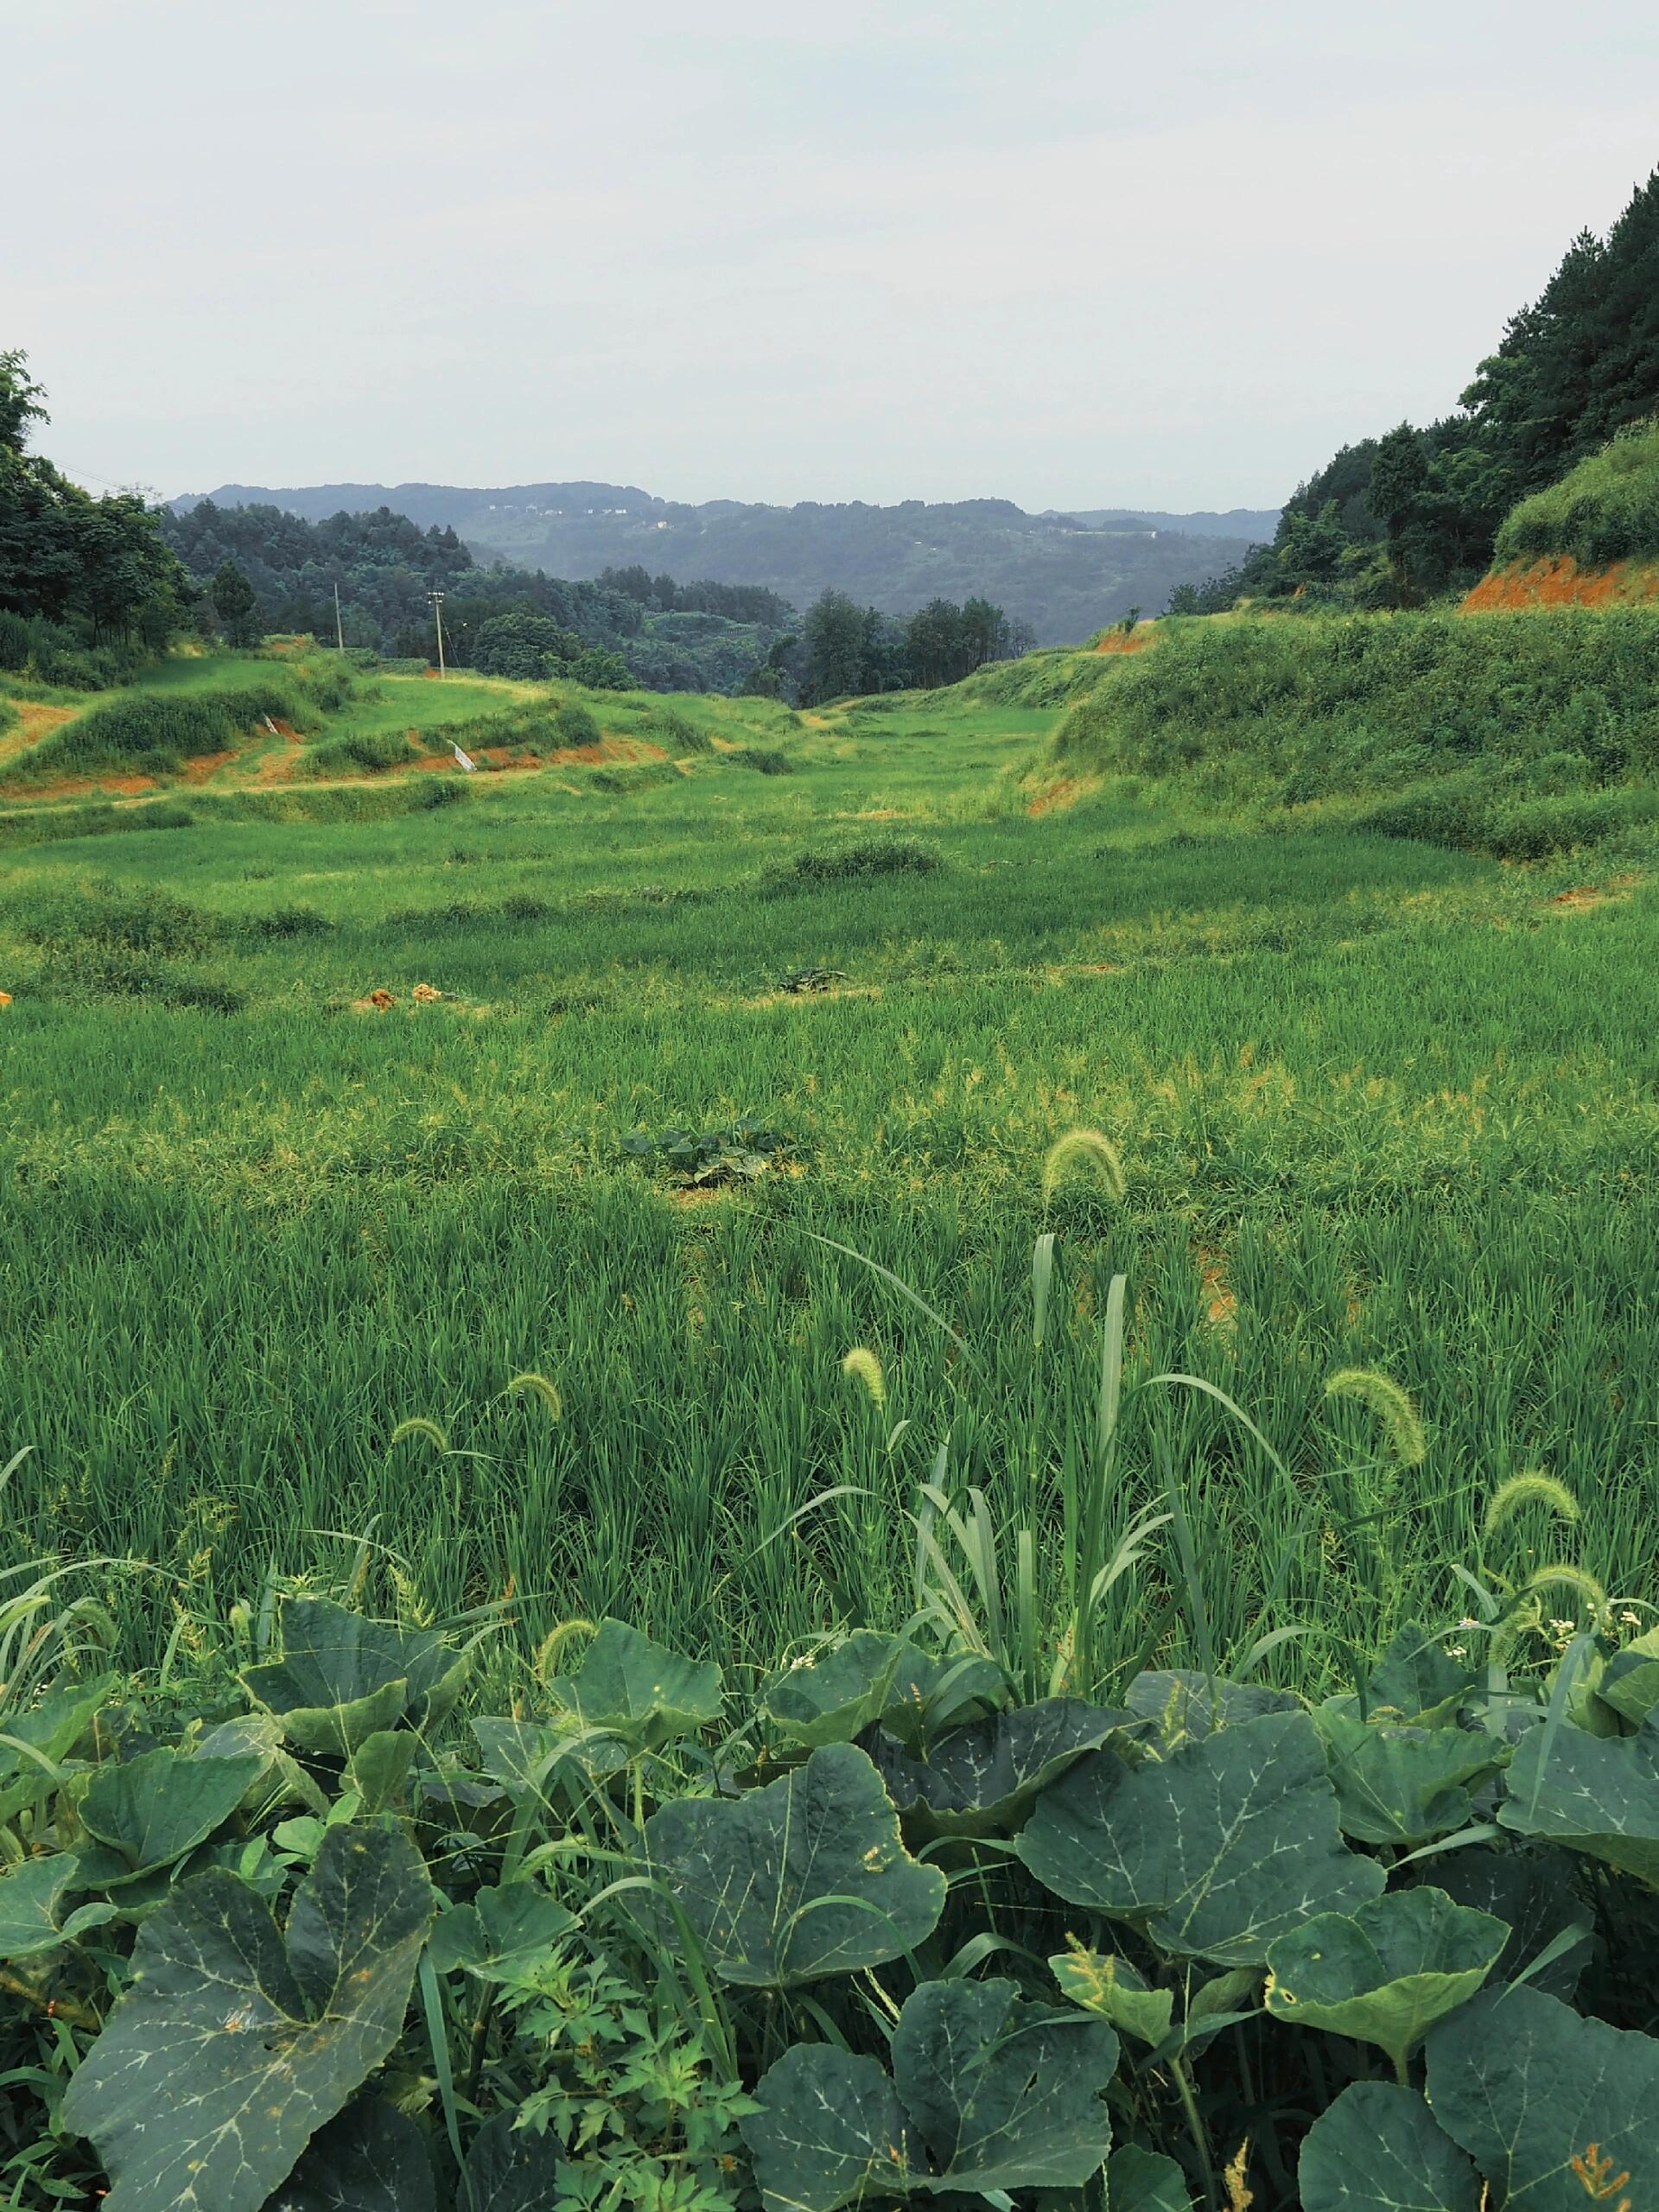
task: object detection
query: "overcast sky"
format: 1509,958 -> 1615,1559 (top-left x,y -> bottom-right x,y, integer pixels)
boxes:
6,0 -> 1658,512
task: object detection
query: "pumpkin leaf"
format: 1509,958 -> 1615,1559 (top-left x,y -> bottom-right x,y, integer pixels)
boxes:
1362,1626 -> 1477,1727
76,1745 -> 264,1886
1432,1847 -> 1592,2000
1018,1711 -> 1384,1966
469,1714 -> 627,1799
1050,1945 -> 1175,2048
1426,1984 -> 1659,2202
644,1741 -> 945,1987
241,1598 -> 467,1757
427,1880 -> 575,1983
1299,2082 -> 1482,2211
544,1619 -> 721,1753
869,1698 -> 1127,1840
1123,1670 -> 1298,1751
1500,1716 -> 1659,1884
1314,1706 -> 1507,1846
345,1732 -> 417,1816
61,1824 -> 434,2212
1595,1627 -> 1659,1728
743,2045 -> 911,2212
1108,2144 -> 1197,2212
264,2097 -> 435,2212
1265,1887 -> 1506,2073
0,1854 -> 118,1961
760,1632 -> 906,1747
0,1674 -> 120,1822
893,1976 -> 1117,2193
461,2112 -> 571,2210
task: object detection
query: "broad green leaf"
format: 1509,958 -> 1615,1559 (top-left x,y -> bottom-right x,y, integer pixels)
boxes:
1265,1888 -> 1505,2073
265,2097 -> 435,2212
76,1745 -> 264,1886
241,1597 -> 467,1757
1501,1716 -> 1659,1883
893,1977 -> 1117,2192
1427,1984 -> 1659,2202
1363,1626 -> 1476,1726
1180,1966 -> 1262,2056
62,1824 -> 434,2212
744,2046 -> 911,2211
1597,1626 -> 1659,1727
1123,1670 -> 1298,1751
0,1855 -> 118,1960
1314,1706 -> 1506,1846
1049,1945 -> 1174,2047
428,1879 -> 575,1983
545,1618 -> 721,1752
1433,1847 -> 1591,1999
644,1741 -> 945,1987
1108,2144 -> 1196,2212
1018,1711 -> 1384,1966
0,1673 -> 120,1821
1299,2082 -> 1481,2212
760,1631 -> 906,1747
462,2113 -> 570,2209
870,1698 -> 1127,1840
469,1714 -> 626,1798
879,1649 -> 1007,1750
345,1732 -> 416,1815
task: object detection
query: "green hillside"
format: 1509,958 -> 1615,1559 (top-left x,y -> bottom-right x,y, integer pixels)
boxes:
1494,416 -> 1659,568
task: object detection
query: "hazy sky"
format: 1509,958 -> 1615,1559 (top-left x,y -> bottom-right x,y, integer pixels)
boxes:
6,0 -> 1658,512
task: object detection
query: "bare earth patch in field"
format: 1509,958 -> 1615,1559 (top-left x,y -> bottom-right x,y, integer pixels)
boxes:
1027,772 -> 1101,817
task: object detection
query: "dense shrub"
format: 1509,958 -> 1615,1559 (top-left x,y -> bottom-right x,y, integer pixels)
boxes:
26,678 -> 319,779
553,698 -> 601,748
300,729 -> 416,776
728,743 -> 793,774
1496,417 -> 1659,567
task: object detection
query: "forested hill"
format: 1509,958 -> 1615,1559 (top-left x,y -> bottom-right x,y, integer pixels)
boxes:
171,481 -> 1262,645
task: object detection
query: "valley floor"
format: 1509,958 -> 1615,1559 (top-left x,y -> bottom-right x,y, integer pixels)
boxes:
1,653 -> 1655,1689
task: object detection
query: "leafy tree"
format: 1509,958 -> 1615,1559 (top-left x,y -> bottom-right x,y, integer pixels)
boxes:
0,349 -> 48,454
211,559 -> 261,646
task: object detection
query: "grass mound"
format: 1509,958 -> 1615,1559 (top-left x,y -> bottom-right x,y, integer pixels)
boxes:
16,658 -> 359,780
1052,607 -> 1659,849
302,729 -> 418,777
769,835 -> 942,885
1495,417 -> 1659,569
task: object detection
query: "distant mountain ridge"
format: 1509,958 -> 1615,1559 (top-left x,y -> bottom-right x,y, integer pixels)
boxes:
171,480 -> 1276,645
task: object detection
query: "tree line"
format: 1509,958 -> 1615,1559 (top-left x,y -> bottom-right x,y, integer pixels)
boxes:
1171,164 -> 1659,613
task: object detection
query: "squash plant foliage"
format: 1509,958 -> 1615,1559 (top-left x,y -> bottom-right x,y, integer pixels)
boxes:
7,1590 -> 1659,2210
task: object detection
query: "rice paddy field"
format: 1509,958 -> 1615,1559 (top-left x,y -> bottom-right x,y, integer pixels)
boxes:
2,639 -> 1656,1701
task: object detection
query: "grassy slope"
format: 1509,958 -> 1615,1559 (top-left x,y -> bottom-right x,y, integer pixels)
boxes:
1,644 -> 1656,1694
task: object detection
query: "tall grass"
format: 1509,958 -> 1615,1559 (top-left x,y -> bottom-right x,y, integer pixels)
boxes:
1496,417 -> 1659,568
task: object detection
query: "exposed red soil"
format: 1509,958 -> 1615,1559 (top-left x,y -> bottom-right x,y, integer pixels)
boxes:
1463,556 -> 1659,611
1092,627 -> 1156,655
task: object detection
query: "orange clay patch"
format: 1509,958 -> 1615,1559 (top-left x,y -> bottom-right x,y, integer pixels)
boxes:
1093,626 -> 1157,655
1463,556 -> 1659,611
1196,1249 -> 1237,1331
1027,772 -> 1101,817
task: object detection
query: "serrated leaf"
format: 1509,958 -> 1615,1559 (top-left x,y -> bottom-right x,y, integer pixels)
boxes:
1049,1946 -> 1174,2047
1426,1984 -> 1659,2201
1500,1715 -> 1659,1883
745,2045 -> 912,2212
62,1824 -> 434,2212
893,1977 -> 1116,2192
427,1880 -> 575,1983
77,1746 -> 264,1885
545,1619 -> 721,1753
1299,2082 -> 1482,2211
1108,2144 -> 1196,2212
1314,1707 -> 1506,1846
760,1632 -> 906,1748
241,1598 -> 467,1757
1432,1847 -> 1591,1999
1123,1670 -> 1298,1751
1266,1888 -> 1505,2073
461,2113 -> 571,2210
644,1741 -> 944,1987
0,1855 -> 118,1960
1018,1711 -> 1384,1967
264,2097 -> 435,2211
869,1698 -> 1128,1840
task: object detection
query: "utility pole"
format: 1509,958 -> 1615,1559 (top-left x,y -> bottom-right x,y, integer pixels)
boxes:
429,590 -> 447,680
334,582 -> 345,652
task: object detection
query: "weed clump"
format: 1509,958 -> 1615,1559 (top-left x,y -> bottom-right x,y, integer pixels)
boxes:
620,1117 -> 791,1185
301,730 -> 416,777
769,836 -> 943,886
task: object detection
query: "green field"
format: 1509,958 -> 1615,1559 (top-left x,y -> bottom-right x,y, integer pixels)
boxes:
3,634 -> 1656,1700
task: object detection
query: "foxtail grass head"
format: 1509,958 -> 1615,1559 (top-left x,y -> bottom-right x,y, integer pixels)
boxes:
841,1345 -> 887,1408
1323,1369 -> 1427,1466
505,1372 -> 563,1422
389,1415 -> 449,1456
1042,1128 -> 1127,1206
1485,1471 -> 1579,1538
